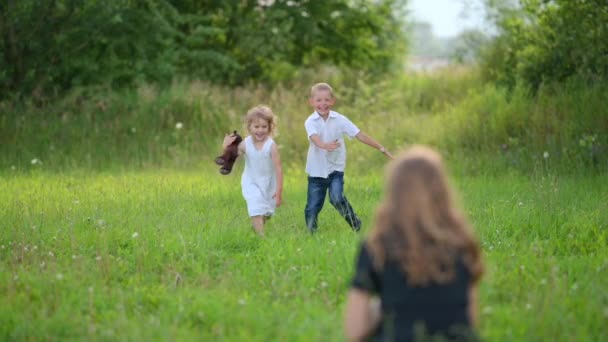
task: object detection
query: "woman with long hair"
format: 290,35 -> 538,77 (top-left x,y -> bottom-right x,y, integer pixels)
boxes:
344,146 -> 484,341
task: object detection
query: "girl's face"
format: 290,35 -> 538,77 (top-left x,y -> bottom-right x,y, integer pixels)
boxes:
309,90 -> 335,116
248,118 -> 271,142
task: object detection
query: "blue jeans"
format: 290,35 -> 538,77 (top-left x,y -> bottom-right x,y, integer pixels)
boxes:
304,171 -> 361,233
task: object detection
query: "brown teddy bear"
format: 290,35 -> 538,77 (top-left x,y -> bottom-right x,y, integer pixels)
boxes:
215,131 -> 243,175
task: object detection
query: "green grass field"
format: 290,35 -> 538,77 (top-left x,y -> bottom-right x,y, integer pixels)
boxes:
1,161 -> 607,341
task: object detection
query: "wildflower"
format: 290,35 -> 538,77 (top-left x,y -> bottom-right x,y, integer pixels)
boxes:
95,256 -> 102,261
11,165 -> 16,170
543,151 -> 549,159
132,232 -> 139,239
175,122 -> 183,130
525,303 -> 532,310
97,219 -> 106,227
56,273 -> 64,280
31,158 -> 42,165
131,127 -> 136,133
321,281 -> 328,288
238,299 -> 247,305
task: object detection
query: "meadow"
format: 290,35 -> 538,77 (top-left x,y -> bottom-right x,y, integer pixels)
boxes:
1,70 -> 607,341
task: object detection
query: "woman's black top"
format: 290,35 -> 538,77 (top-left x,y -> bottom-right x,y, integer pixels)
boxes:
350,242 -> 477,342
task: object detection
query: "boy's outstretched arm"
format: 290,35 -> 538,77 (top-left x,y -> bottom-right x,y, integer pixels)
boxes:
355,131 -> 393,158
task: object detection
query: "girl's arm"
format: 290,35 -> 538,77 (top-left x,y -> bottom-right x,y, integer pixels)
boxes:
343,289 -> 381,342
468,283 -> 479,327
354,131 -> 393,158
270,143 -> 283,206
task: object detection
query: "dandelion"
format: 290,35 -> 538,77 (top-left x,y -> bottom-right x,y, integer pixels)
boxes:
543,151 -> 549,159
175,122 -> 183,130
132,232 -> 139,239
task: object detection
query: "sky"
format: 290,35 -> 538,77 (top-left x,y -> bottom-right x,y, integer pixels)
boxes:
408,0 -> 485,37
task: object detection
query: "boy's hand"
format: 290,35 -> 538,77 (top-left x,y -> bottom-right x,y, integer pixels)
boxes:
222,133 -> 237,148
379,147 -> 394,159
324,140 -> 340,152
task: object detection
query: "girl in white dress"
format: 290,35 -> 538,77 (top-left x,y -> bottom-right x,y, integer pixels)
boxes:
222,105 -> 283,236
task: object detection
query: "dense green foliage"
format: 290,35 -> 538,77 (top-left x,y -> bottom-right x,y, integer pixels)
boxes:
480,0 -> 608,89
0,0 -> 406,99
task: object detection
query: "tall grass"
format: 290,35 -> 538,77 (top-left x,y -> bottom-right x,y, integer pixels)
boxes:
2,69 -> 605,174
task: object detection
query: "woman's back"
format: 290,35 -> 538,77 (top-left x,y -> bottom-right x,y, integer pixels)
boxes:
353,243 -> 475,341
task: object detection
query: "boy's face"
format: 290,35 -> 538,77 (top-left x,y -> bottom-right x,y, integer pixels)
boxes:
309,90 -> 335,116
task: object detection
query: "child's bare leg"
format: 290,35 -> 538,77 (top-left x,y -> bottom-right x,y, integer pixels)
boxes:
251,216 -> 265,236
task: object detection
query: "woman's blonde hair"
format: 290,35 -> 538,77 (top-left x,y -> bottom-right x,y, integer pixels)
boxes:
368,146 -> 483,286
245,105 -> 277,135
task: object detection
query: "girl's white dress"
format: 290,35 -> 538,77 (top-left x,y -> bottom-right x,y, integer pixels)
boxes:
241,136 -> 277,217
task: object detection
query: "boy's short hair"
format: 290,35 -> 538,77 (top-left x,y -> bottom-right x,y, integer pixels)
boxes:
310,83 -> 334,98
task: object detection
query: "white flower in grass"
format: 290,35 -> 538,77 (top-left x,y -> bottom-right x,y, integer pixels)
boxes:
132,232 -> 139,239
238,299 -> 247,305
543,151 -> 549,159
11,165 -> 16,170
56,273 -> 64,280
525,303 -> 532,310
320,281 -> 328,288
175,122 -> 184,130
131,127 -> 137,133
31,158 -> 42,165
0,245 -> 4,250
95,256 -> 102,261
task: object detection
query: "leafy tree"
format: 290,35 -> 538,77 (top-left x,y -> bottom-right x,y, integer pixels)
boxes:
0,0 -> 407,99
479,0 -> 608,89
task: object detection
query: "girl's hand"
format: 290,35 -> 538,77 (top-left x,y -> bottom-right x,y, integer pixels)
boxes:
273,193 -> 282,207
222,133 -> 237,148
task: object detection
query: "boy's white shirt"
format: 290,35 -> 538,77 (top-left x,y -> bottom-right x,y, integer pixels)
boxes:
304,110 -> 360,178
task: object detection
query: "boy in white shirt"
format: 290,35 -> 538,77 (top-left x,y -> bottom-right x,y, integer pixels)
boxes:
304,83 -> 393,233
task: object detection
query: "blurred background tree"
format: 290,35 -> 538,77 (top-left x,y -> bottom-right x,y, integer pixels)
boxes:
0,0 -> 407,100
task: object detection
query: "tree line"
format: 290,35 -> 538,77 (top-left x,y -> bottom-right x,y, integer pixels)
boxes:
0,0 -> 406,99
